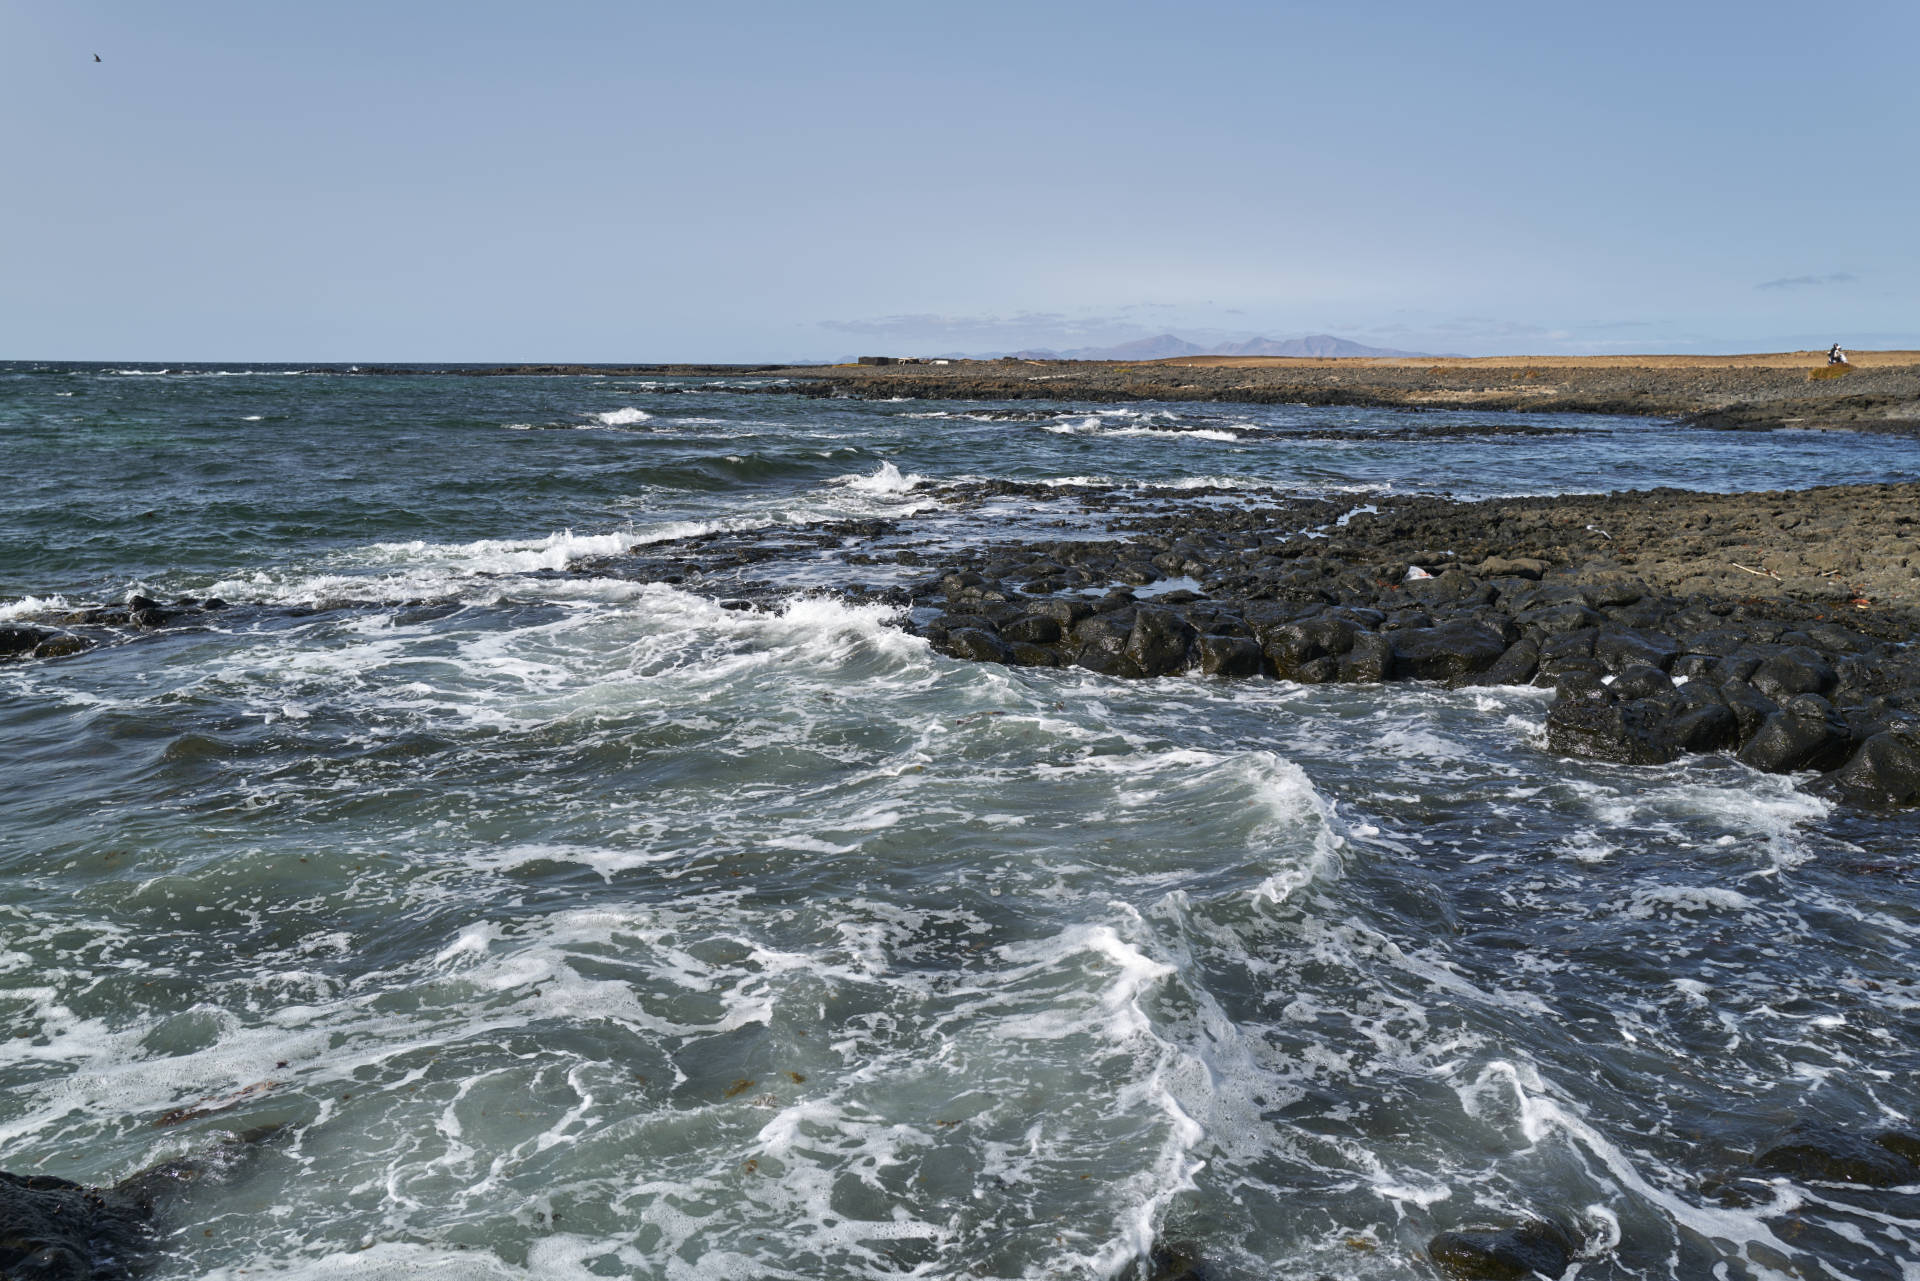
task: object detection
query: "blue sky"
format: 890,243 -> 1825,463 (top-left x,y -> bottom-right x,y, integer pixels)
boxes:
4,1 -> 1914,360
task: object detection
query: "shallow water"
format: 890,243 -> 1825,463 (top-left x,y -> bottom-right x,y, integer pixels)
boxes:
3,364 -> 1919,1279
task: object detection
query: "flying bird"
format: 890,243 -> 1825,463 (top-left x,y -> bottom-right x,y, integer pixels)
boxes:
94,54 -> 101,62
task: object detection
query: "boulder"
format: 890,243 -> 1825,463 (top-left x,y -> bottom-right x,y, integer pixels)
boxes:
1005,642 -> 1061,668
1546,696 -> 1680,765
939,629 -> 1010,664
0,625 -> 55,658
1668,653 -> 1719,683
1824,726 -> 1920,806
927,612 -> 1000,642
1751,651 -> 1838,701
1024,597 -> 1095,627
1428,1220 -> 1578,1280
1124,608 -> 1197,676
1001,615 -> 1062,644
33,634 -> 93,660
1594,627 -> 1681,674
1718,681 -> 1779,743
1737,698 -> 1852,774
1517,603 -> 1604,637
1391,620 -> 1510,681
1672,702 -> 1740,753
1475,555 -> 1548,580
1196,634 -> 1263,677
1072,613 -> 1134,659
1261,614 -> 1357,675
1469,639 -> 1539,687
1609,663 -> 1675,702
1338,631 -> 1394,683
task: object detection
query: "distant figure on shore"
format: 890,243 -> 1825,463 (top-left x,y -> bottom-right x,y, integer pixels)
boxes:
1828,343 -> 1850,366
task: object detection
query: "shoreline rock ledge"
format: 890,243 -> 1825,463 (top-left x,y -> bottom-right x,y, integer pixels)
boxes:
900,482 -> 1920,808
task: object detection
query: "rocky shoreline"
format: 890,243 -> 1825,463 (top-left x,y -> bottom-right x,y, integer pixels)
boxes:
755,353 -> 1920,434
8,481 -> 1920,809
884,479 -> 1920,807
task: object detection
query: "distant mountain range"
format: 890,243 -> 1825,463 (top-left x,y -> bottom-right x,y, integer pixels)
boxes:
947,333 -> 1438,361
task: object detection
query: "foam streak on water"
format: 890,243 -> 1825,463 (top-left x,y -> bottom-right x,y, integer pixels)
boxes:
2,365 -> 1919,1279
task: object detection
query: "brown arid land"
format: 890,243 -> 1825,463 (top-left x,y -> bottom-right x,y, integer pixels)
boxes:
756,350 -> 1920,433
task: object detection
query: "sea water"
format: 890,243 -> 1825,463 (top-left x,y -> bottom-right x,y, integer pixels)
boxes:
3,363 -> 1918,1280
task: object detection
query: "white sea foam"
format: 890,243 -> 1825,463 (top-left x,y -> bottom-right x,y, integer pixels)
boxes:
1623,884 -> 1760,919
829,460 -> 926,494
0,595 -> 70,622
1462,1060 -> 1806,1273
592,407 -> 652,426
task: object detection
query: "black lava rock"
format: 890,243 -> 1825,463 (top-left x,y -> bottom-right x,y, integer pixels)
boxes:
1737,699 -> 1853,774
1823,722 -> 1920,806
1546,696 -> 1679,765
1196,634 -> 1263,677
1390,620 -> 1509,682
939,628 -> 1010,664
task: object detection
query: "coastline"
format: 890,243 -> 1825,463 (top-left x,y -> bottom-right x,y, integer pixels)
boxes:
866,478 -> 1920,806
751,351 -> 1920,434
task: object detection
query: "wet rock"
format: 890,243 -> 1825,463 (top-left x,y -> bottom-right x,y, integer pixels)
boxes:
1005,641 -> 1062,667
1718,681 -> 1779,742
1736,697 -> 1853,773
1516,603 -> 1603,637
1669,653 -> 1719,683
1001,615 -> 1062,644
1551,669 -> 1612,702
1338,630 -> 1394,682
0,625 -> 55,657
1538,629 -> 1597,666
1404,567 -> 1495,608
927,613 -> 999,641
939,628 -> 1010,664
1428,1220 -> 1578,1280
1751,650 -> 1838,701
1546,696 -> 1680,765
1024,597 -> 1094,628
1138,1239 -> 1211,1280
1672,701 -> 1740,753
1610,663 -> 1675,702
33,634 -> 93,660
1755,1125 -> 1920,1187
1260,613 -> 1357,675
1594,627 -> 1681,673
0,1172 -> 154,1280
1470,639 -> 1539,686
1823,722 -> 1920,806
1125,608 -> 1197,676
1196,634 -> 1263,677
1073,613 -> 1135,664
1390,620 -> 1509,682
1875,1128 -> 1920,1164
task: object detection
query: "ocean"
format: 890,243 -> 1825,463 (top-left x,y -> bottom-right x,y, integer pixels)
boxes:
4,363 -> 1919,1280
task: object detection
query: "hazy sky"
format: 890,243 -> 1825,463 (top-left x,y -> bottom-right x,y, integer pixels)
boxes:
5,1 -> 1914,360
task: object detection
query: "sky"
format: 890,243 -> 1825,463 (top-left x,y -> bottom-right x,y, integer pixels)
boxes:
4,0 -> 1915,361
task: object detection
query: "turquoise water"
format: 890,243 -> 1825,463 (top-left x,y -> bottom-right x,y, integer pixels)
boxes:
3,364 -> 1918,1280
